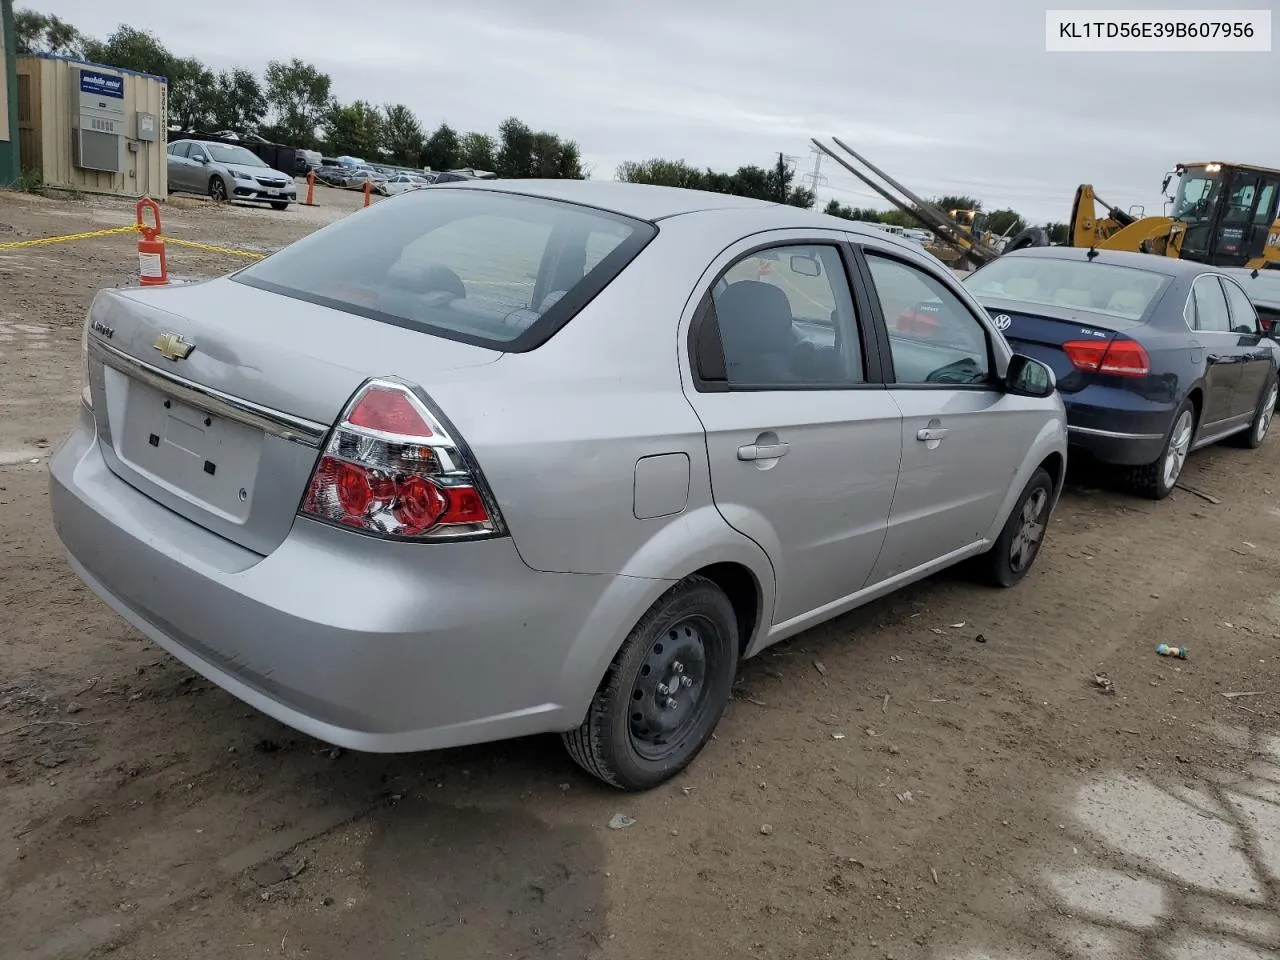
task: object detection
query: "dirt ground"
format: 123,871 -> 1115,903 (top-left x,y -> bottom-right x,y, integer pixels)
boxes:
2,184 -> 1278,960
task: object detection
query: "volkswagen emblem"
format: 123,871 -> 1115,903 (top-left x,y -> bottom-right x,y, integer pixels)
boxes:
993,314 -> 1012,331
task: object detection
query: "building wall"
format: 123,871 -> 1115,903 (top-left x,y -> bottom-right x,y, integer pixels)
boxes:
0,0 -> 19,186
17,54 -> 167,197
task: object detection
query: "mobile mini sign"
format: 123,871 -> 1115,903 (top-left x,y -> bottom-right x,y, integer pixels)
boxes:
79,69 -> 125,100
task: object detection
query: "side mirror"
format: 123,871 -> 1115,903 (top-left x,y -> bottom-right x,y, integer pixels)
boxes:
790,254 -> 821,277
1005,353 -> 1056,398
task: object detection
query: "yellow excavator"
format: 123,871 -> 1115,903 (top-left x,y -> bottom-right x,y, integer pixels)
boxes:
1064,162 -> 1280,270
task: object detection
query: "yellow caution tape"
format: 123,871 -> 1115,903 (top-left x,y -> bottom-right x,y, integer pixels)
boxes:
156,236 -> 265,260
0,224 -> 140,250
0,222 -> 264,260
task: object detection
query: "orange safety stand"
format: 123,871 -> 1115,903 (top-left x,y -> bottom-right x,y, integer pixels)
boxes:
301,170 -> 317,207
136,197 -> 169,286
363,179 -> 372,208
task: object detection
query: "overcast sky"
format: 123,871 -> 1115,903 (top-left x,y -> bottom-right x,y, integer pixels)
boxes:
33,0 -> 1280,223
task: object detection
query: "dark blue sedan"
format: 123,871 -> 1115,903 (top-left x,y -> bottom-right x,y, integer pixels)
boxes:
962,248 -> 1280,499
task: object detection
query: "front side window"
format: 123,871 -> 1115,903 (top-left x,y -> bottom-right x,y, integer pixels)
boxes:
706,244 -> 864,387
866,252 -> 990,385
233,189 -> 655,350
1190,276 -> 1232,333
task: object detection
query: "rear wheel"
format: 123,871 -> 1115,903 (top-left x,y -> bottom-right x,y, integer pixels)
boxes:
562,576 -> 738,791
975,467 -> 1054,587
1229,375 -> 1277,449
1126,397 -> 1196,500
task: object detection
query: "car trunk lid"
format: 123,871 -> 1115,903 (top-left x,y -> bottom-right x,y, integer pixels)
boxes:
977,297 -> 1129,382
85,278 -> 501,555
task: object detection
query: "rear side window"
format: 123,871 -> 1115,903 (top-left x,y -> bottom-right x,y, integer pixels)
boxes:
1190,276 -> 1232,332
233,189 -> 656,351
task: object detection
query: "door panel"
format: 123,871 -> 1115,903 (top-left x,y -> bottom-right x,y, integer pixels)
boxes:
692,392 -> 902,624
873,388 -> 1047,581
681,235 -> 902,627
857,243 -> 1039,577
1188,275 -> 1243,427
1222,276 -> 1273,414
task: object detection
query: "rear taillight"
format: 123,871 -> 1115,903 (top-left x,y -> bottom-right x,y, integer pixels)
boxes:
300,379 -> 503,540
1062,339 -> 1150,377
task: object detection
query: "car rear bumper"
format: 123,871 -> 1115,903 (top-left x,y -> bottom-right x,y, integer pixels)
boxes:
1062,388 -> 1175,466
49,409 -> 664,752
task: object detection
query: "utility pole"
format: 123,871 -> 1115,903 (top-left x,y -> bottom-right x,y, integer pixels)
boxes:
806,144 -> 827,195
774,152 -> 799,203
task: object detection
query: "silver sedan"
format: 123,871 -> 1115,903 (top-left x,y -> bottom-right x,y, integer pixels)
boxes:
166,139 -> 297,210
50,181 -> 1067,790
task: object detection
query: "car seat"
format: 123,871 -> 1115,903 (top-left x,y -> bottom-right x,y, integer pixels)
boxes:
715,281 -> 798,384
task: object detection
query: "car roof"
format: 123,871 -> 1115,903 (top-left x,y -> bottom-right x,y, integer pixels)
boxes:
994,245 -> 1218,279
431,179 -> 929,249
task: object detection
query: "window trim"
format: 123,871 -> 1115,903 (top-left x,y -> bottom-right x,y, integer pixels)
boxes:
1221,274 -> 1263,336
852,241 -> 1002,391
230,188 -> 660,354
685,237 -> 887,394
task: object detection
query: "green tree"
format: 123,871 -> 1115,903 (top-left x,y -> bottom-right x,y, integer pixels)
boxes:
495,116 -> 535,178
878,208 -> 918,228
457,132 -> 496,171
167,57 -> 217,131
932,194 -> 983,217
554,139 -> 586,179
323,100 -> 384,159
81,25 -> 171,77
422,123 -> 460,171
381,104 -> 424,167
824,200 -> 884,222
210,68 -> 267,133
263,59 -> 333,148
616,158 -> 708,189
14,9 -> 84,56
1045,221 -> 1069,244
985,207 -> 1027,238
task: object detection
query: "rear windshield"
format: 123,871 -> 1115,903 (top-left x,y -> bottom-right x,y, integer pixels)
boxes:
964,256 -> 1169,325
1227,271 -> 1280,304
233,188 -> 656,351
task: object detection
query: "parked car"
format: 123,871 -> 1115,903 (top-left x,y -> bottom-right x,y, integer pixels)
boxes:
963,247 -> 1280,499
167,139 -> 297,210
1218,267 -> 1280,334
380,173 -> 433,196
50,181 -> 1065,791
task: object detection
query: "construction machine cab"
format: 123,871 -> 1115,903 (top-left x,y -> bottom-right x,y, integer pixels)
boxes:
1167,162 -> 1280,268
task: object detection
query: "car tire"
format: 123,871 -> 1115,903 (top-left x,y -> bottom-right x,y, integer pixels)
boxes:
975,466 -> 1055,588
562,575 -> 739,791
270,201 -> 290,211
1126,397 -> 1197,500
209,176 -> 228,203
1228,374 -> 1278,450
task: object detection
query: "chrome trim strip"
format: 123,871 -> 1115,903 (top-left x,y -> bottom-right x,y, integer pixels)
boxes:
89,338 -> 329,448
1067,424 -> 1165,441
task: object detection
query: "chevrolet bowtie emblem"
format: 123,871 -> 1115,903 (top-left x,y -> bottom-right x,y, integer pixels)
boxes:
153,332 -> 194,361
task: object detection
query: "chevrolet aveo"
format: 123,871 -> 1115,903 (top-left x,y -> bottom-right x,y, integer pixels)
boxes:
50,181 -> 1067,790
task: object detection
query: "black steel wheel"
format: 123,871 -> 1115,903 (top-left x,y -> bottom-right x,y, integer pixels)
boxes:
563,576 -> 738,791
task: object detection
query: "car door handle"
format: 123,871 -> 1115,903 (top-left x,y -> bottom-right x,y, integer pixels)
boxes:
737,441 -> 790,461
916,427 -> 948,442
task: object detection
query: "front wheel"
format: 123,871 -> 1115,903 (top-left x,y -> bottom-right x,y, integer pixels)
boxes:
209,177 -> 228,203
1126,398 -> 1196,500
562,576 -> 739,791
270,201 -> 290,211
975,466 -> 1054,587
